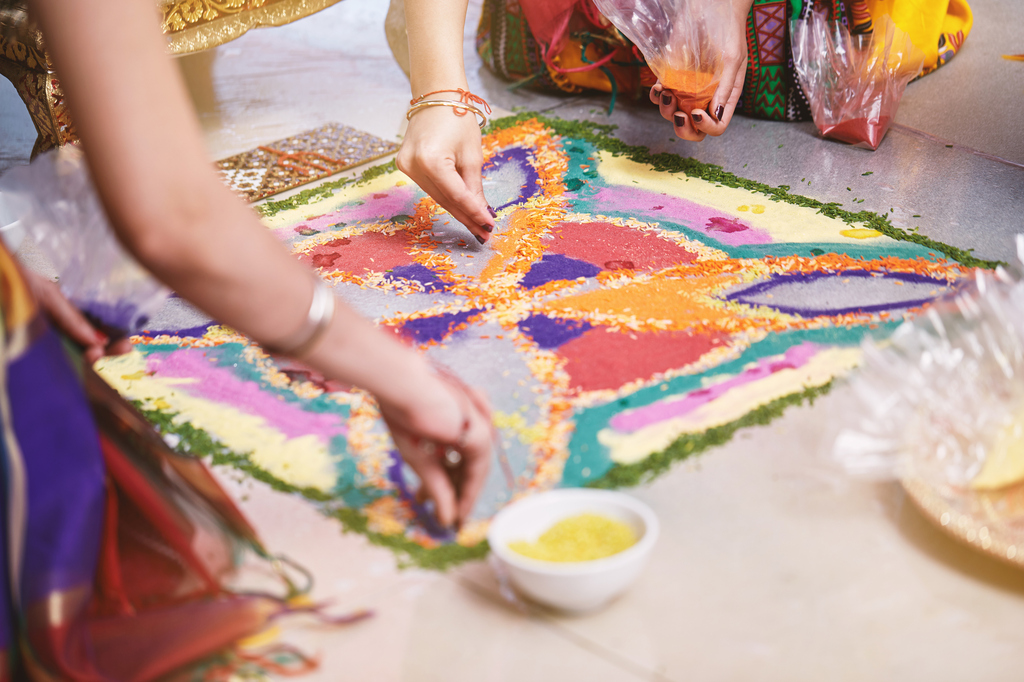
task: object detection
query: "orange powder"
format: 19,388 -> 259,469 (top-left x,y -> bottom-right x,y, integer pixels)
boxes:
654,65 -> 719,114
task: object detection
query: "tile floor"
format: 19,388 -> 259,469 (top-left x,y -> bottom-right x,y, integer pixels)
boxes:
2,0 -> 1024,679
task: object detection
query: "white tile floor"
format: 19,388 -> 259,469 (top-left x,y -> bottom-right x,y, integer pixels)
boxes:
2,1 -> 1024,679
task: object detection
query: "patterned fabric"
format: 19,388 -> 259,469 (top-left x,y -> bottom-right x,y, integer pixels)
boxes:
0,246 -> 286,679
477,0 -> 973,122
476,0 -> 654,101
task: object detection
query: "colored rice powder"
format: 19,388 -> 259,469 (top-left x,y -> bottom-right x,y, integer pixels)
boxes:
508,513 -> 637,562
651,64 -> 719,114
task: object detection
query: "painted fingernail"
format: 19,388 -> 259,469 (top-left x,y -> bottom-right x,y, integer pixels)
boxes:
691,112 -> 703,123
475,234 -> 486,244
715,105 -> 725,121
482,224 -> 493,233
487,205 -> 497,218
674,112 -> 686,127
661,94 -> 673,106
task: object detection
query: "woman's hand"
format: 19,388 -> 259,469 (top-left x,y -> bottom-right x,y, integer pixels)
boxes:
377,366 -> 493,529
652,0 -> 754,140
397,106 -> 495,244
24,270 -> 133,363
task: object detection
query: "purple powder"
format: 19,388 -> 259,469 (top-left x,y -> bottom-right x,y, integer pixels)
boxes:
386,263 -> 447,293
520,254 -> 602,290
518,314 -> 592,349
400,308 -> 482,344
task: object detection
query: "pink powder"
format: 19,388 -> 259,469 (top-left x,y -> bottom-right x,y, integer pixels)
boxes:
608,342 -> 821,432
148,349 -> 347,442
591,185 -> 773,247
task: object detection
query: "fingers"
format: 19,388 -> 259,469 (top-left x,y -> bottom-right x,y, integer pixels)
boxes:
28,274 -> 100,349
108,338 -> 135,356
391,429 -> 459,528
655,83 -> 678,123
672,111 -> 707,142
453,400 -> 492,525
431,158 -> 494,243
24,270 -> 134,362
692,55 -> 748,138
397,109 -> 495,244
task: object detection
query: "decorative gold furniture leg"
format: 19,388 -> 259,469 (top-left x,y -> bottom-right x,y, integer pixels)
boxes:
0,3 -> 77,157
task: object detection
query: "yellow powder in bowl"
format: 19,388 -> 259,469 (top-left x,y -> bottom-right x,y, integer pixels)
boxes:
508,513 -> 638,562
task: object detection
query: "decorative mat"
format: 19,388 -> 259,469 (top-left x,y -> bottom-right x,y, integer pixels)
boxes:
97,115 -> 989,568
216,123 -> 399,202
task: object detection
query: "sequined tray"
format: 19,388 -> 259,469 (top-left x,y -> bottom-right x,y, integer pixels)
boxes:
903,475 -> 1024,569
216,123 -> 399,202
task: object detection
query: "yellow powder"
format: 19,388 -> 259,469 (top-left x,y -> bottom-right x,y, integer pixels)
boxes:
508,513 -> 637,562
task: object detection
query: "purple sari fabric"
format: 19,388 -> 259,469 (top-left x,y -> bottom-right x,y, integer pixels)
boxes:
1,245 -> 107,678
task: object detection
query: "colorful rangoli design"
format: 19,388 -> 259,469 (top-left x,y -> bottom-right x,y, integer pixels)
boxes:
97,116 -> 980,567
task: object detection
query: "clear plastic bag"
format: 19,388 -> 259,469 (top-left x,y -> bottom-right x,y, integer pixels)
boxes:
592,0 -> 734,113
791,12 -> 924,150
835,237 -> 1024,493
0,146 -> 169,337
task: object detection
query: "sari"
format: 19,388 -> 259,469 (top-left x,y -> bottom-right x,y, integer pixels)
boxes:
0,243 -> 289,680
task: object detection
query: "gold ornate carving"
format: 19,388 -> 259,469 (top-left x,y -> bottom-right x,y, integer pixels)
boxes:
162,0 -> 342,55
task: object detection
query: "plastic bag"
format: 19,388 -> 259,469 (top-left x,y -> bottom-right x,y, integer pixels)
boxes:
791,12 -> 924,150
592,0 -> 734,113
0,146 -> 169,337
834,237 -> 1024,492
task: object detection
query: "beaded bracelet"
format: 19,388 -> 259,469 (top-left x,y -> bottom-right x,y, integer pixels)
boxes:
407,88 -> 492,128
266,277 -> 335,358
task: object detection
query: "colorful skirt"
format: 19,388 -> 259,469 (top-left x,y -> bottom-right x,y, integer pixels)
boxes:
476,0 -> 973,121
0,245 -> 287,680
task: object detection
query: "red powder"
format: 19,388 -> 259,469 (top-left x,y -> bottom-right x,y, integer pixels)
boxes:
819,116 -> 891,151
548,222 -> 698,272
298,231 -> 415,274
557,327 -> 728,392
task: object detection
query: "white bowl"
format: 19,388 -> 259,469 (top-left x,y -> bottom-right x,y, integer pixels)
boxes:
487,489 -> 659,614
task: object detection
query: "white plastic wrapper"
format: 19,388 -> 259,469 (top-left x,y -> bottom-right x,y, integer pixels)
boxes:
0,146 -> 169,337
835,239 -> 1024,493
791,11 -> 924,150
592,0 -> 734,113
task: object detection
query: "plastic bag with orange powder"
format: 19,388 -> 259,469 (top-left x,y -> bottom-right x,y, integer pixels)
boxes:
791,11 -> 925,150
590,0 -> 734,114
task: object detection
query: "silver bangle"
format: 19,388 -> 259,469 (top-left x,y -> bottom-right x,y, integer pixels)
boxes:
268,277 -> 335,357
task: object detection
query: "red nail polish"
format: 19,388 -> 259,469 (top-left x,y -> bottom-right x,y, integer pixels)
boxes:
475,234 -> 486,244
691,112 -> 703,123
715,105 -> 725,122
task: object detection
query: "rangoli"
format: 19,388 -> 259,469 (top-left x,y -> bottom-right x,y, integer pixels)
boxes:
96,116 -> 987,568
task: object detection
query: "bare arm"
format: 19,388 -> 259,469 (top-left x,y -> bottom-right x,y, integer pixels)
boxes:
30,0 -> 490,527
397,0 -> 495,242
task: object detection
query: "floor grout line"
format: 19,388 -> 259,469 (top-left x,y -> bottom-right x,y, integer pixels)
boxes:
449,572 -> 676,682
890,122 -> 1024,170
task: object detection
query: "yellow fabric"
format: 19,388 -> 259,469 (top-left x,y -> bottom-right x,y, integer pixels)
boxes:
865,0 -> 973,74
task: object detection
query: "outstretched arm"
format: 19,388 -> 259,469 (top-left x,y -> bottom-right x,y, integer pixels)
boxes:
30,0 -> 491,527
397,0 -> 496,243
